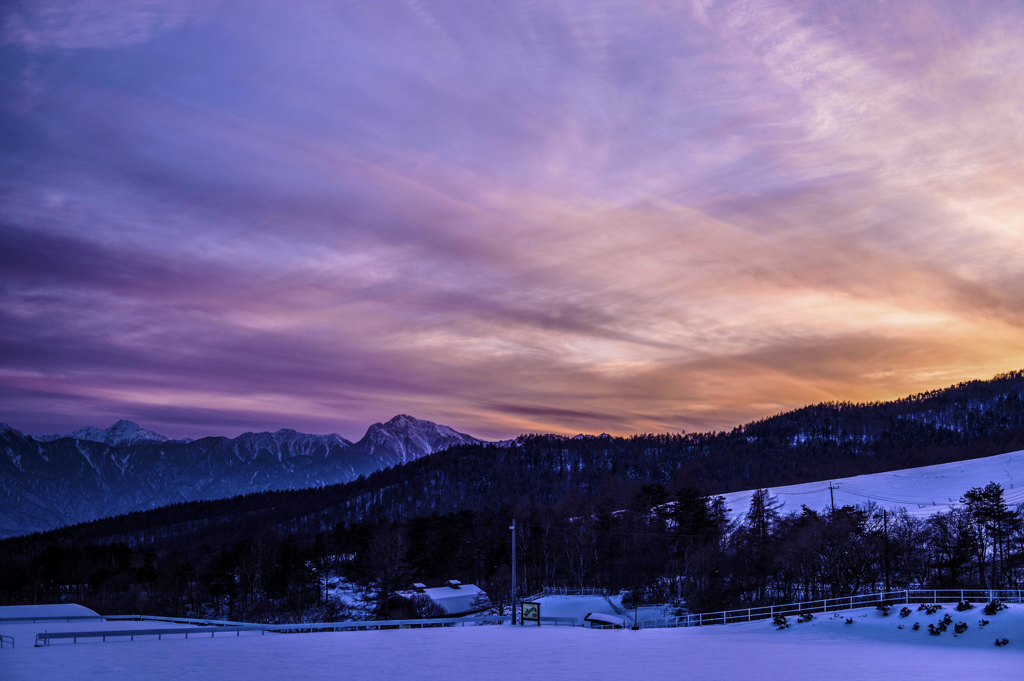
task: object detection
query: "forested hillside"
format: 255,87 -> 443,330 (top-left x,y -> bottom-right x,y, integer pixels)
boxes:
2,371 -> 1024,620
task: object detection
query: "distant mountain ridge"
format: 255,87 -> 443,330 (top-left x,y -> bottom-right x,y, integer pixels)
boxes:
33,419 -> 180,446
0,415 -> 482,538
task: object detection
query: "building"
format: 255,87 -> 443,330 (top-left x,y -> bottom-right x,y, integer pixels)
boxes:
376,580 -> 491,619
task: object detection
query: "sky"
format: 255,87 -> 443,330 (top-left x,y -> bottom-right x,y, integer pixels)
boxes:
2,0 -> 1024,441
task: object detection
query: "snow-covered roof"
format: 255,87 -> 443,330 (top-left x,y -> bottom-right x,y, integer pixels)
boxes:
402,583 -> 490,615
0,603 -> 102,620
584,612 -> 627,627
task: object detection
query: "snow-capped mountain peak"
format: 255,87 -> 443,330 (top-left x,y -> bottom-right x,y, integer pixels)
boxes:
354,414 -> 482,466
228,428 -> 353,461
0,423 -> 24,438
33,420 -> 171,447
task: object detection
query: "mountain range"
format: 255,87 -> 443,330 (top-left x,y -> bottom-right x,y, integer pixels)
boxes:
32,419 -> 183,446
0,415 -> 482,538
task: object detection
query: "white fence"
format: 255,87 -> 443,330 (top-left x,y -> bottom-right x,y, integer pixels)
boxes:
541,587 -> 609,597
638,589 -> 1024,629
34,613 -> 580,646
0,634 -> 14,648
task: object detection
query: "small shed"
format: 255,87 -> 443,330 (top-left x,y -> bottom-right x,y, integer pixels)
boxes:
584,612 -> 627,629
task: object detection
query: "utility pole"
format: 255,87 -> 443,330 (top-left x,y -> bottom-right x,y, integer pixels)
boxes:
510,518 -> 517,625
883,509 -> 890,593
828,481 -> 837,513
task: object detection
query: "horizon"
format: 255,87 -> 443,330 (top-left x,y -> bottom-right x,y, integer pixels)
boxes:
3,1 -> 1024,441
6,368 -> 1021,442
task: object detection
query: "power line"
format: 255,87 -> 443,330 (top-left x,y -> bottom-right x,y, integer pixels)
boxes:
517,521 -> 721,539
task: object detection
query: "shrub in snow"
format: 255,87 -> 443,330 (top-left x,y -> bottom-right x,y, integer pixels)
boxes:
954,622 -> 968,634
898,624 -> 904,630
899,607 -> 912,618
955,600 -> 973,612
876,602 -> 892,616
912,622 -> 920,631
408,594 -> 449,619
941,613 -> 953,626
927,623 -> 943,636
995,638 -> 1009,647
983,599 -> 1008,616
979,619 -> 990,628
772,613 -> 789,630
918,603 -> 942,615
844,617 -> 853,625
796,612 -> 814,623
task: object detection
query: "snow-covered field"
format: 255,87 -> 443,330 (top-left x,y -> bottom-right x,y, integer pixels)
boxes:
3,605 -> 1021,681
721,449 -> 1024,520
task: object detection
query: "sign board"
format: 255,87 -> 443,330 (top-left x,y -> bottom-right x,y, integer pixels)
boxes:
521,601 -> 540,624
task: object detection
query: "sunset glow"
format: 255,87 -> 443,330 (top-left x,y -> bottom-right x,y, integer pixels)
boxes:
2,0 -> 1023,439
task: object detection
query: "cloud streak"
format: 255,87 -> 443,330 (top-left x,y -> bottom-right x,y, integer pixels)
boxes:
1,0 -> 1023,440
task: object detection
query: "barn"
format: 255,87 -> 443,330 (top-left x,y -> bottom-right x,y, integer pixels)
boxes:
376,580 -> 491,619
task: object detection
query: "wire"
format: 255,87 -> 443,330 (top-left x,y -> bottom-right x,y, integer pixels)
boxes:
517,521 -> 722,539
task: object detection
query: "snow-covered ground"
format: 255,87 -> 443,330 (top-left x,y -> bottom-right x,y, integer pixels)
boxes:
721,449 -> 1024,520
4,605 -> 1020,680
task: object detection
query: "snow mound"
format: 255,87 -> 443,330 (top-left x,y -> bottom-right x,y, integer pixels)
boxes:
0,603 -> 101,621
759,602 -> 1024,650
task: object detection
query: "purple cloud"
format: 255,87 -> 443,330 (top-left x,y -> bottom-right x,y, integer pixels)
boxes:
2,1 -> 1024,440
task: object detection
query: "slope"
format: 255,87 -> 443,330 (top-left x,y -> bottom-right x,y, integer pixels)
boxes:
721,448 -> 1024,520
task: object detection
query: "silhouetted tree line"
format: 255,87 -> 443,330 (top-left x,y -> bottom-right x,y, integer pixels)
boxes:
2,371 -> 1024,619
2,480 -> 1022,621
